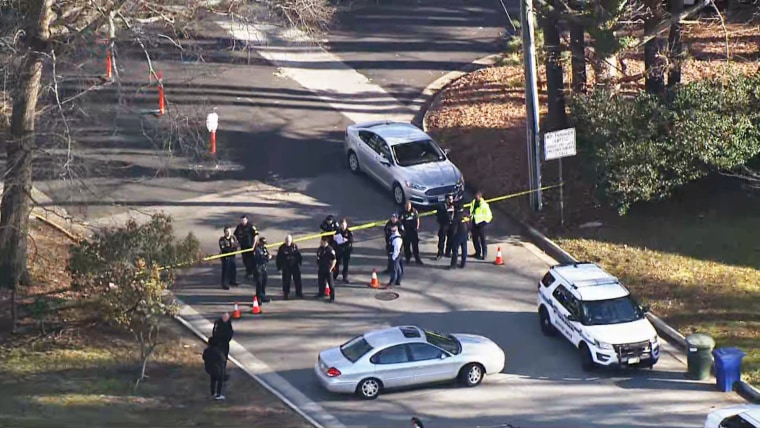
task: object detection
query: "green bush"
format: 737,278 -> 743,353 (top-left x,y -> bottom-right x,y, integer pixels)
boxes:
569,73 -> 760,214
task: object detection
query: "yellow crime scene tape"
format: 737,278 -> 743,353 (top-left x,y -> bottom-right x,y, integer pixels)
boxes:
158,183 -> 561,271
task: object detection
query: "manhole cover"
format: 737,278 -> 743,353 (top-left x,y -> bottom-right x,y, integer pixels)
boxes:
375,291 -> 399,301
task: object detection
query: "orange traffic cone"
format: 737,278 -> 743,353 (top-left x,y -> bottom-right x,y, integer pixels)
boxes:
494,247 -> 504,265
369,269 -> 380,288
251,296 -> 261,314
232,302 -> 241,319
325,283 -> 331,297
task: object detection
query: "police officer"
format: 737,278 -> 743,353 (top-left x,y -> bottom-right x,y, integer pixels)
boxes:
320,215 -> 339,246
316,237 -> 337,302
276,234 -> 303,300
387,225 -> 404,286
333,218 -> 354,283
401,201 -> 422,265
252,237 -> 271,303
435,194 -> 456,260
450,207 -> 471,269
470,190 -> 493,260
218,226 -> 239,290
234,215 -> 258,279
383,213 -> 405,273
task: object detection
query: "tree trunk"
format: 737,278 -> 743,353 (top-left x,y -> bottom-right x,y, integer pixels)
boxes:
0,0 -> 54,314
10,290 -> 17,334
644,15 -> 666,94
570,23 -> 586,93
542,10 -> 568,130
667,0 -> 685,88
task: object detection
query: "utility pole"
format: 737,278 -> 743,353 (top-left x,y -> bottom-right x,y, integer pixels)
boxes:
520,0 -> 543,211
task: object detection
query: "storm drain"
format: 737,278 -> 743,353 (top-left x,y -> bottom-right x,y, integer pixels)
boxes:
375,291 -> 400,301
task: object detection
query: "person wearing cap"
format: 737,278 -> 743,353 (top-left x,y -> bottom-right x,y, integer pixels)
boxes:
401,201 -> 423,265
333,218 -> 354,283
277,234 -> 303,299
316,236 -> 337,302
387,225 -> 404,287
449,206 -> 471,269
218,226 -> 239,289
435,194 -> 457,260
470,190 -> 493,260
320,215 -> 339,247
234,215 -> 259,279
252,236 -> 272,303
383,213 -> 405,273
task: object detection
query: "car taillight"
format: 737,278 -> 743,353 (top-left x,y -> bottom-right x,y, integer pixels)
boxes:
326,367 -> 341,377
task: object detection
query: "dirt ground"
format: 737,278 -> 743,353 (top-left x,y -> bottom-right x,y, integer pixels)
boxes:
425,17 -> 760,386
0,220 -> 311,428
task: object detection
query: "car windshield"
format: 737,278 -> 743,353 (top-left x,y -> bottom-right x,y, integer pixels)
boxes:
580,296 -> 645,326
423,329 -> 461,355
392,139 -> 446,167
340,335 -> 374,363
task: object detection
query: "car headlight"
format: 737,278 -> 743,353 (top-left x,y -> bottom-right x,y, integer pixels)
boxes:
651,335 -> 659,345
595,340 -> 614,351
404,181 -> 427,191
456,176 -> 464,187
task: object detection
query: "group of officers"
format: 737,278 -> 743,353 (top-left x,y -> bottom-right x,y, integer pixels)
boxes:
216,191 -> 493,303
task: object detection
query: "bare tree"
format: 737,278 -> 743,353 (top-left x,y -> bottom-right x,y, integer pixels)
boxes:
0,0 -> 335,333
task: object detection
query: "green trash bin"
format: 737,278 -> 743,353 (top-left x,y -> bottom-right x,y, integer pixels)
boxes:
686,333 -> 715,380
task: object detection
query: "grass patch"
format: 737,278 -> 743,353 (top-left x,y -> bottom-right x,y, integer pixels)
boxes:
0,220 -> 311,428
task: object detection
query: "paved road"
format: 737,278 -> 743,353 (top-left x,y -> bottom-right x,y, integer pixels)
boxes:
27,5 -> 746,428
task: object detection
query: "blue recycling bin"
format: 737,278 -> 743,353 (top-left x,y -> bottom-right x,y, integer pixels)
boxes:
712,347 -> 746,392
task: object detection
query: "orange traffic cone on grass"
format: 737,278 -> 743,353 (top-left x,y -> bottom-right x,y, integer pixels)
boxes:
369,269 -> 380,288
232,302 -> 241,319
251,296 -> 261,314
494,247 -> 504,265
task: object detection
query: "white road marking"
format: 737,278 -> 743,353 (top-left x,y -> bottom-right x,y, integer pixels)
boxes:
214,19 -> 413,125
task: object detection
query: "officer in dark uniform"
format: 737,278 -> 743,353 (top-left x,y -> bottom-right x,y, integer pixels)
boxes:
320,215 -> 339,246
277,234 -> 303,300
234,215 -> 258,279
401,201 -> 423,265
333,218 -> 354,283
435,194 -> 456,260
316,237 -> 337,302
252,237 -> 271,303
218,226 -> 239,289
383,213 -> 405,273
449,207 -> 471,269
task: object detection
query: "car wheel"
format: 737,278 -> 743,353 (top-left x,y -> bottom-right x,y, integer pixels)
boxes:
539,306 -> 555,336
392,183 -> 405,205
347,151 -> 360,173
458,363 -> 484,387
580,343 -> 596,372
356,378 -> 382,400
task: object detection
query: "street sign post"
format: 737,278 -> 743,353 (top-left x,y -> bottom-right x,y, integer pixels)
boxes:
544,128 -> 577,226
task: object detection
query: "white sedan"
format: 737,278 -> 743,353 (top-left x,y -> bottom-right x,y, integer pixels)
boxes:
314,325 -> 506,399
705,404 -> 760,428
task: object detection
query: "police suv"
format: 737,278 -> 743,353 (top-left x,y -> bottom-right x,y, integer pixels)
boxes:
537,262 -> 660,371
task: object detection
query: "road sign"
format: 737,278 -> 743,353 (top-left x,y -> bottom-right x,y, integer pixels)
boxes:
544,128 -> 576,161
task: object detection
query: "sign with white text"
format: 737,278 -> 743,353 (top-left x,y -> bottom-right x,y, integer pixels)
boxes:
544,128 -> 577,161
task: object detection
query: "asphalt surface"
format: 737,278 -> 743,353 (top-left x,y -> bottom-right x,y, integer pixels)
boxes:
22,2 -> 747,427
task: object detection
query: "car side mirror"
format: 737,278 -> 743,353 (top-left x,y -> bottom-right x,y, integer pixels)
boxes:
440,353 -> 448,359
566,314 -> 578,323
443,148 -> 450,155
640,305 -> 650,313
380,159 -> 391,166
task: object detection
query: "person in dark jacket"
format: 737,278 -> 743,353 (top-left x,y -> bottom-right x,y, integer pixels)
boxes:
449,207 -> 471,269
211,312 -> 234,362
435,194 -> 456,260
411,417 -> 425,428
320,215 -> 339,246
276,234 -> 303,300
333,218 -> 354,283
203,338 -> 227,400
218,226 -> 239,289
252,237 -> 271,303
383,213 -> 404,273
316,237 -> 337,302
234,215 -> 258,279
401,201 -> 423,265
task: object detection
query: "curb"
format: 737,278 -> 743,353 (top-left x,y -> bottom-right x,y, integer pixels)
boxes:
411,53 -> 504,129
418,57 -> 760,405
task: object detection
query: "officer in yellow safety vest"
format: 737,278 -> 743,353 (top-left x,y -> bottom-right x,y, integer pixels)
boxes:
470,190 -> 493,260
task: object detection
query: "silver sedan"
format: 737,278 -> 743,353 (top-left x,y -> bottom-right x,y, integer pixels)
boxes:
314,325 -> 506,400
344,121 -> 465,206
